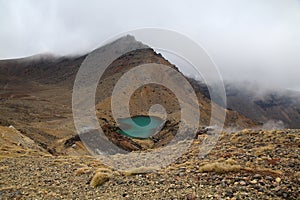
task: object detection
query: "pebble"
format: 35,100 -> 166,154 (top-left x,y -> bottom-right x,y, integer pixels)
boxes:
253,174 -> 262,179
275,177 -> 281,183
283,193 -> 288,198
187,193 -> 196,200
239,181 -> 246,186
265,176 -> 273,181
225,190 -> 234,197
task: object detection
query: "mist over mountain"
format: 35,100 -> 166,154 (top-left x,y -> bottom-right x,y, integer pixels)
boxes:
225,81 -> 300,129
187,76 -> 300,129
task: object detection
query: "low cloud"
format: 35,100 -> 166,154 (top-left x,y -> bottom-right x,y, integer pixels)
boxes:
261,120 -> 285,130
0,0 -> 300,90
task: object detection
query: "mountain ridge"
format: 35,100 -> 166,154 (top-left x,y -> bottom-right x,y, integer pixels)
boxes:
0,35 -> 288,155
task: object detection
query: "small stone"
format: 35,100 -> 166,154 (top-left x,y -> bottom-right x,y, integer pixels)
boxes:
187,193 -> 196,200
283,193 -> 288,198
225,190 -> 233,197
239,181 -> 246,186
275,177 -> 281,183
289,163 -> 295,167
250,180 -> 257,184
258,187 -> 264,192
265,176 -> 273,181
253,174 -> 262,179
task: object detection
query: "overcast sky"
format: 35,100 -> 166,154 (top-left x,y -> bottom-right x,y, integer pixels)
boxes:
0,0 -> 300,90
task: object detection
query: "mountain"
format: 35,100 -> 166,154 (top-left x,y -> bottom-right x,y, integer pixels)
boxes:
225,83 -> 300,128
190,78 -> 300,129
0,35 -> 256,155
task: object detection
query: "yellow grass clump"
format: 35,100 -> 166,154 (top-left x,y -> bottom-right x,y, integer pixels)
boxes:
90,171 -> 111,187
74,167 -> 92,176
123,166 -> 159,176
252,144 -> 275,156
95,167 -> 112,174
198,159 -> 242,173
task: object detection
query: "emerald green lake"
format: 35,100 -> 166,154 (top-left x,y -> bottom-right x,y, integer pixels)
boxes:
117,116 -> 165,139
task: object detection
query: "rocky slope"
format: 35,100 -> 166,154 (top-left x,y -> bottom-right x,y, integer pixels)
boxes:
0,125 -> 49,159
0,128 -> 299,199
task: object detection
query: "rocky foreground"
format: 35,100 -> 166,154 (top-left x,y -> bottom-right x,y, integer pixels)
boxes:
0,129 -> 299,199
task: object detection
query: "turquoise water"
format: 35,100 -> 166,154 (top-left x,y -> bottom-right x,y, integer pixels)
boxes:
117,116 -> 164,139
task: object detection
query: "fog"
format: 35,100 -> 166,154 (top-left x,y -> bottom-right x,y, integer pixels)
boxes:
0,0 -> 300,90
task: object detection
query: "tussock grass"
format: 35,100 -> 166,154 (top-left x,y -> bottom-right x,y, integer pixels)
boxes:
252,145 -> 275,156
198,159 -> 242,173
259,168 -> 282,175
74,167 -> 92,176
0,166 -> 9,171
90,172 -> 111,187
224,158 -> 238,165
89,167 -> 113,187
95,167 -> 112,173
123,166 -> 159,176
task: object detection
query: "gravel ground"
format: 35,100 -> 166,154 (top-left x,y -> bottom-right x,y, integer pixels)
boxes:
0,129 -> 299,199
